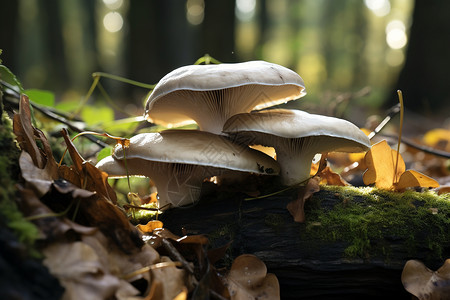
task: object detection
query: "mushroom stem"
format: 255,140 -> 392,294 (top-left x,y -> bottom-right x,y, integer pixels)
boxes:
275,149 -> 315,186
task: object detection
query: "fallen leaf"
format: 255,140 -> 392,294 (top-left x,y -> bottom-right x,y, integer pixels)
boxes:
226,254 -> 280,300
363,140 -> 440,191
394,170 -> 440,191
317,166 -> 348,186
363,140 -> 405,189
287,177 -> 320,223
16,185 -> 98,241
401,259 -> 450,300
149,256 -> 186,300
137,220 -> 164,234
13,95 -> 45,168
42,241 -> 141,300
423,128 -> 450,151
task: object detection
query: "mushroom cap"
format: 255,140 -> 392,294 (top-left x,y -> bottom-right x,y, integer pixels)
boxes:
144,61 -> 306,131
223,109 -> 371,153
112,130 -> 280,175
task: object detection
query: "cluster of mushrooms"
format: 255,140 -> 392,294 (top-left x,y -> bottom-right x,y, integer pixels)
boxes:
96,61 -> 371,208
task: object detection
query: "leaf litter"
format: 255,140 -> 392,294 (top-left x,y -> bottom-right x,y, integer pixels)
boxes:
12,94 -> 276,299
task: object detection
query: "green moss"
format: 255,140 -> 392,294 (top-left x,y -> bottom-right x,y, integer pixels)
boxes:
302,185 -> 450,261
0,105 -> 40,256
128,203 -> 161,225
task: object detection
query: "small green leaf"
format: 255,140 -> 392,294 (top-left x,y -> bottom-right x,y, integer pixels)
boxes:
97,146 -> 113,162
0,65 -> 24,93
25,89 -> 55,107
55,100 -> 81,112
81,105 -> 114,126
102,116 -> 143,136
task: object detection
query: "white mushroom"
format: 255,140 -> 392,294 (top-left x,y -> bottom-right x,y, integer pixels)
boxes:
144,61 -> 306,134
223,109 -> 371,186
95,130 -> 280,208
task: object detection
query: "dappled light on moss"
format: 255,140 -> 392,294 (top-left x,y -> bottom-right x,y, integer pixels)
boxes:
303,185 -> 450,260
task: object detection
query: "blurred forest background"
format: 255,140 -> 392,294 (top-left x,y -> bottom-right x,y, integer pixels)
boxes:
1,0 -> 449,130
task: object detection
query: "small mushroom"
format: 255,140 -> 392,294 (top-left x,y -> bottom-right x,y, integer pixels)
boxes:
223,109 -> 371,186
144,61 -> 306,134
401,259 -> 450,300
226,254 -> 280,300
95,130 -> 280,208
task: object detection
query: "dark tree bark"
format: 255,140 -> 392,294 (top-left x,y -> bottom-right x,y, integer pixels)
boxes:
388,0 -> 450,117
160,183 -> 449,299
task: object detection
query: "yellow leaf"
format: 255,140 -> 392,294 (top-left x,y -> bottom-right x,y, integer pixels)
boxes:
137,220 -> 164,233
394,170 -> 440,191
423,128 -> 450,146
363,140 -> 405,189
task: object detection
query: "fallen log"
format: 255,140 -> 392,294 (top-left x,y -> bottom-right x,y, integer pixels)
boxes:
160,182 -> 450,299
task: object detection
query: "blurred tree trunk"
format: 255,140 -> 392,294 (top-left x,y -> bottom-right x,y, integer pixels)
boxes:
0,1 -> 19,66
201,0 -> 236,63
389,0 -> 450,117
126,1 -> 196,87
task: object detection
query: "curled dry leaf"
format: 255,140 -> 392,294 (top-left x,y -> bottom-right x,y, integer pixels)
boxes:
148,256 -> 186,300
287,177 -> 320,223
13,95 -> 46,168
363,140 -> 405,189
317,166 -> 348,186
137,220 -> 164,234
363,140 -> 439,191
226,254 -> 280,300
16,185 -> 97,241
401,259 -> 450,300
42,240 -> 141,300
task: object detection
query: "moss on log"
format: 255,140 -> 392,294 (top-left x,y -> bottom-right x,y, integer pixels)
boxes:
160,182 -> 450,299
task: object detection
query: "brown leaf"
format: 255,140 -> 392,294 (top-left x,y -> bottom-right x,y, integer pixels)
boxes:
401,259 -> 450,300
149,256 -> 186,300
287,177 -> 320,223
13,95 -> 45,168
42,241 -> 141,300
16,185 -> 97,241
226,254 -> 280,300
318,166 -> 348,186
59,128 -> 117,204
19,151 -> 56,197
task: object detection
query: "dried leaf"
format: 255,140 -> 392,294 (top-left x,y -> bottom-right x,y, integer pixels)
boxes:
394,170 -> 440,191
16,185 -> 98,240
423,128 -> 450,150
363,140 -> 440,191
226,254 -> 280,300
43,241 -> 141,300
137,220 -> 164,233
401,259 -> 450,300
13,94 -> 45,168
318,166 -> 348,186
150,256 -> 186,300
19,151 -> 55,197
287,177 -> 320,223
363,140 -> 405,189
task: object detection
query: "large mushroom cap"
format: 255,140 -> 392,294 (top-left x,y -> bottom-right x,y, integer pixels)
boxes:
113,130 -> 280,174
223,109 -> 371,185
224,109 -> 370,152
144,61 -> 306,134
96,130 -> 280,207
